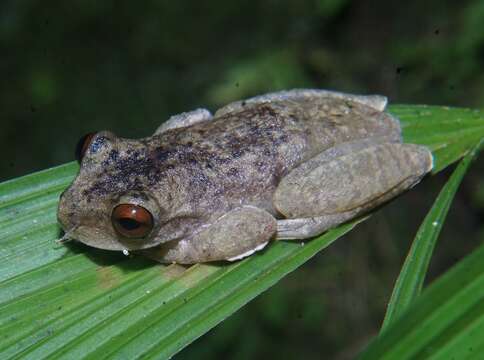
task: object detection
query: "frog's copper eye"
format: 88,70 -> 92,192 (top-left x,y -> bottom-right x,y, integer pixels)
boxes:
75,132 -> 96,163
111,204 -> 154,238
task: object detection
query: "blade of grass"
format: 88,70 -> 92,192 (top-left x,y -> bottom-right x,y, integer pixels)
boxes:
358,242 -> 484,360
381,140 -> 482,332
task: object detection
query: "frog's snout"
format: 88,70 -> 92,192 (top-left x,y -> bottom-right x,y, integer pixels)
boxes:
57,186 -> 76,233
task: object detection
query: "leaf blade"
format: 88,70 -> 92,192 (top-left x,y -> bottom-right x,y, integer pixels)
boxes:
0,105 -> 482,359
358,243 -> 484,360
381,140 -> 482,331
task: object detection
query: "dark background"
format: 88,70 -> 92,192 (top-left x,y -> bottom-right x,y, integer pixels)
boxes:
1,1 -> 483,358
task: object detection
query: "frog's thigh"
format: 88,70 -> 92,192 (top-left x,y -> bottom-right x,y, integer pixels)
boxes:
140,206 -> 277,264
215,89 -> 387,117
155,108 -> 213,134
274,141 -> 433,239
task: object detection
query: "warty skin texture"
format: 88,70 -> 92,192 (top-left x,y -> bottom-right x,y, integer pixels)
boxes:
58,89 -> 433,263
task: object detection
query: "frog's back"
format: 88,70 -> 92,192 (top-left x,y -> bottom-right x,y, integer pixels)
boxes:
149,104 -> 308,215
193,96 -> 401,168
151,97 -> 400,216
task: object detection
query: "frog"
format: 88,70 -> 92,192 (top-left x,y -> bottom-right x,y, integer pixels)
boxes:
57,89 -> 433,264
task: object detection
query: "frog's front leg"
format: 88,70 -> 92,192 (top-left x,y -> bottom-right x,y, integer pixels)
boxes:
273,140 -> 433,239
155,108 -> 213,134
139,206 -> 277,264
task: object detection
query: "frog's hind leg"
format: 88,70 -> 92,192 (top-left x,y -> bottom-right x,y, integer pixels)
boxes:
155,108 -> 213,134
273,141 -> 433,240
139,206 -> 277,264
277,216 -> 356,240
215,89 -> 388,117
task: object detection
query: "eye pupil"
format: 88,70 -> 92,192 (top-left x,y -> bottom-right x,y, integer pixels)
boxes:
118,218 -> 141,231
75,132 -> 96,163
112,204 -> 154,239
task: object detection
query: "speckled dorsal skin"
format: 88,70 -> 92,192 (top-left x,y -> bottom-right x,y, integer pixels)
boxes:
58,89 -> 433,264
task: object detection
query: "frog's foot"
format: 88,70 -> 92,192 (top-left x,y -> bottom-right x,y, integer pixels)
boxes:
273,141 -> 433,239
276,215 -> 357,239
215,89 -> 388,117
139,206 -> 277,264
155,108 -> 213,134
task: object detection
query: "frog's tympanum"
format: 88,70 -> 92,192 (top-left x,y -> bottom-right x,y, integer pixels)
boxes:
58,89 -> 433,264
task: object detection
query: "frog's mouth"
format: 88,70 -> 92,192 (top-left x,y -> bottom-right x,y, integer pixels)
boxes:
56,217 -> 118,250
57,222 -> 155,251
57,205 -> 166,252
57,224 -> 79,245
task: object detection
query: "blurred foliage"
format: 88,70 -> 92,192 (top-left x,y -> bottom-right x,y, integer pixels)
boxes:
1,0 -> 483,358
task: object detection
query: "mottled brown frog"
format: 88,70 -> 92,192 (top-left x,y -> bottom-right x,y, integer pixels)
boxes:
57,89 -> 433,264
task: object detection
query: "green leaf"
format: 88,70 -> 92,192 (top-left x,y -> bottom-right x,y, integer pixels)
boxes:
0,105 -> 483,359
392,105 -> 484,172
358,242 -> 484,360
381,140 -> 482,331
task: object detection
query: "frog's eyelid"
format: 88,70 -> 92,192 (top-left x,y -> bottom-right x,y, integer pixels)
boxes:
75,132 -> 96,163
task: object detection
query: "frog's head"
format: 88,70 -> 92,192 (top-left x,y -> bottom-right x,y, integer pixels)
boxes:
58,131 -> 180,251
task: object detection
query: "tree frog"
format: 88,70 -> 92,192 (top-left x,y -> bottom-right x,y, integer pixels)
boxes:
57,89 -> 433,264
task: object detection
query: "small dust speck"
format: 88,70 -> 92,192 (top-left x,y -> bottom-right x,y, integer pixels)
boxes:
122,249 -> 130,256
432,221 -> 439,227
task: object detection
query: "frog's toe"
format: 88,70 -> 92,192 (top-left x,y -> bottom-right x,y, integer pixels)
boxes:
155,108 -> 213,134
226,241 -> 270,261
276,215 -> 356,240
